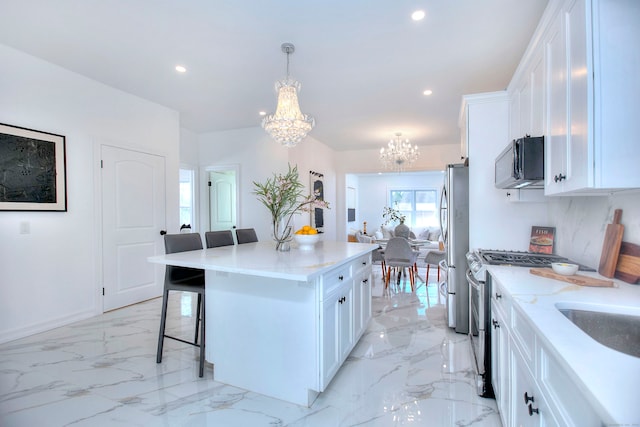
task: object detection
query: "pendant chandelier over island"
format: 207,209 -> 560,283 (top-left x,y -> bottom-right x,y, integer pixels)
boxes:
261,43 -> 315,148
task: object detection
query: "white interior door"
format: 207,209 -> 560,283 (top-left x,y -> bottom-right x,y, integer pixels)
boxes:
209,169 -> 237,231
101,145 -> 166,311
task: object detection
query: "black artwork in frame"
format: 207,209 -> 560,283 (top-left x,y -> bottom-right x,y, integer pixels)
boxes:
0,123 -> 67,211
310,170 -> 324,233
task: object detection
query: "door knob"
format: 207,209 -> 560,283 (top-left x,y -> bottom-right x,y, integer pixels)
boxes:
160,230 -> 167,235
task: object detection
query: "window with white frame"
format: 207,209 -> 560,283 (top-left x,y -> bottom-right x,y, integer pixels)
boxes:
389,189 -> 438,229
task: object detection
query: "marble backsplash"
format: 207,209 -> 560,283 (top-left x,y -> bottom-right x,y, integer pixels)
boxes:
549,190 -> 640,269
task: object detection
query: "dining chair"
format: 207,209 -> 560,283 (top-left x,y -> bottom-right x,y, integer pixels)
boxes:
235,228 -> 258,244
371,247 -> 386,277
156,233 -> 206,377
205,230 -> 235,248
383,237 -> 419,292
425,250 -> 446,282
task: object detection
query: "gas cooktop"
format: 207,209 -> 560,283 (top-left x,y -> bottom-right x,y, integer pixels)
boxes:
478,250 -> 594,271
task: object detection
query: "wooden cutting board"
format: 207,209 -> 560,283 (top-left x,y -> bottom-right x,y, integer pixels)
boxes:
615,241 -> 640,284
530,268 -> 614,287
598,209 -> 624,278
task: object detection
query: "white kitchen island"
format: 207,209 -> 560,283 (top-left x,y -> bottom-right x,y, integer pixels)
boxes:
148,240 -> 377,406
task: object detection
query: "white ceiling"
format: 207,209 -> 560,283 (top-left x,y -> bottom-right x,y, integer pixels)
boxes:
0,0 -> 548,152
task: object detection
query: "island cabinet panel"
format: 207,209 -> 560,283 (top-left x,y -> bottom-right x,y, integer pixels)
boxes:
320,277 -> 353,389
150,241 -> 377,407
206,271 -> 320,406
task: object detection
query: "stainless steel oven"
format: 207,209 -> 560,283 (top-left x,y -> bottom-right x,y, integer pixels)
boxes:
467,261 -> 493,397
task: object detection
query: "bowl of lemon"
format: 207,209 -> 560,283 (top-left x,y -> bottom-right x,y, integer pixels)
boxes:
294,226 -> 320,250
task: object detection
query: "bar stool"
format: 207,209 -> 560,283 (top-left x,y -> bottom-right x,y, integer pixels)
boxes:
235,228 -> 258,244
205,230 -> 235,248
156,233 -> 206,377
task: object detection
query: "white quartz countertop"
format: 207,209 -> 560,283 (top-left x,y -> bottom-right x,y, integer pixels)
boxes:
487,265 -> 640,425
148,240 -> 378,281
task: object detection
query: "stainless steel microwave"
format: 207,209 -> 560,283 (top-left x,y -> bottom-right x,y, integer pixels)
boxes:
494,136 -> 544,189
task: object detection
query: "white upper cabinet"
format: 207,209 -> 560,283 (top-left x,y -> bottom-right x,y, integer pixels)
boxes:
511,0 -> 640,195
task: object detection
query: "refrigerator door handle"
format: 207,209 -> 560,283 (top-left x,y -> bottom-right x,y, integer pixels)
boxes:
439,187 -> 447,244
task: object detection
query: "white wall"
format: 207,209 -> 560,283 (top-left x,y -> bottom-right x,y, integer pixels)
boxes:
0,44 -> 180,343
196,128 -> 338,242
288,135 -> 337,241
549,191 -> 640,269
466,92 -> 550,251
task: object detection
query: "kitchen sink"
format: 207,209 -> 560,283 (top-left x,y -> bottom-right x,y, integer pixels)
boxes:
557,305 -> 640,358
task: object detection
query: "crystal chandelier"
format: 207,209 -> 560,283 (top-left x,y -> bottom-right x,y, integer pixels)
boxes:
380,132 -> 420,171
262,43 -> 315,147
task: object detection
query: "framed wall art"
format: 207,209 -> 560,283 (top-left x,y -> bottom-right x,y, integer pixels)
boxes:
309,170 -> 324,233
0,123 -> 67,211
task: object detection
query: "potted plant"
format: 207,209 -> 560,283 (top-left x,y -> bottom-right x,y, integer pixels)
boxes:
382,206 -> 405,226
253,164 -> 329,250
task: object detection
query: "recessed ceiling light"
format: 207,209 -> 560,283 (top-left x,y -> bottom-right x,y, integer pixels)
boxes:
175,65 -> 187,73
259,111 -> 267,116
411,10 -> 425,21
423,89 -> 433,96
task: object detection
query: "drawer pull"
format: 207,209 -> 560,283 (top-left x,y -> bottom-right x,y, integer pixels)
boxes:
528,404 -> 539,416
523,392 -> 534,404
338,275 -> 344,281
495,292 -> 502,299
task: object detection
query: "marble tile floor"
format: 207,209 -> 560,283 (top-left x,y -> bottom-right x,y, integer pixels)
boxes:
0,267 -> 501,427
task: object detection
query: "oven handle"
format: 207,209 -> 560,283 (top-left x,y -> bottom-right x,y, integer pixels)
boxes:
467,268 -> 483,290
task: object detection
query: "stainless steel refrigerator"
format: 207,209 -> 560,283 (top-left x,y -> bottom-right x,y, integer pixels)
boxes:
439,163 -> 469,334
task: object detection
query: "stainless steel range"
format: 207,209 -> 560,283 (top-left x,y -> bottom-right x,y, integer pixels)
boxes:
468,249 -> 593,282
466,249 -> 593,397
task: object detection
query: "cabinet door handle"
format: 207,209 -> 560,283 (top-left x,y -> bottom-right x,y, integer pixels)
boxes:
362,279 -> 368,284
160,230 -> 167,235
362,261 -> 366,265
492,319 -> 500,329
495,293 -> 502,299
338,275 -> 344,281
528,404 -> 539,416
554,173 -> 566,182
524,392 -> 534,404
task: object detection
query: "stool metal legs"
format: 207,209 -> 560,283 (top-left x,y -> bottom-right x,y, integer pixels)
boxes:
156,289 -> 205,377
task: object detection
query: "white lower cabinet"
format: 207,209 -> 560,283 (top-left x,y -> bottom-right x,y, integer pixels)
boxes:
491,287 -> 602,426
491,294 -> 510,427
319,254 -> 371,391
511,344 -> 559,426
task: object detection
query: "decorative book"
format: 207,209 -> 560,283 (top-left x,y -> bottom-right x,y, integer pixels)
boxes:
529,226 -> 555,254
